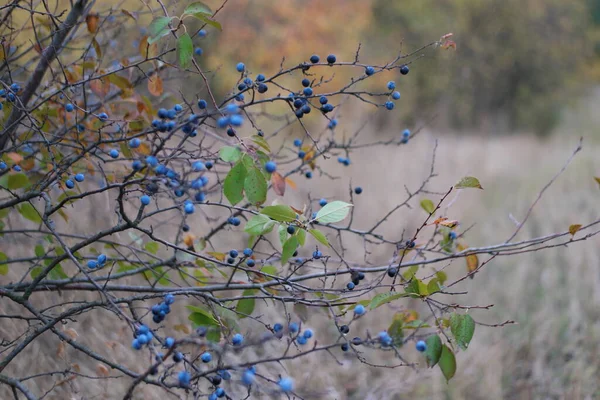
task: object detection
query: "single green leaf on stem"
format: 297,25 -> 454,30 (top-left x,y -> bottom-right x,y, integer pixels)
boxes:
148,16 -> 172,43
187,305 -> 218,326
455,176 -> 483,189
48,264 -> 68,280
34,244 -> 45,258
236,289 -> 256,317
183,2 -> 212,15
177,33 -> 193,68
192,14 -> 222,30
314,201 -> 353,224
425,335 -> 443,367
244,166 -> 268,206
223,161 -> 247,205
420,198 -> 435,214
0,252 -> 8,275
296,228 -> 306,246
450,313 -> 475,350
388,315 -> 404,345
219,146 -> 242,163
369,291 -> 409,309
18,203 -> 42,224
5,173 -> 30,190
439,345 -> 457,381
260,205 -> 297,222
251,135 -> 271,152
308,228 -> 329,247
145,241 -> 159,254
281,236 -> 298,265
244,214 -> 275,236
278,224 -> 288,246
260,265 -> 278,276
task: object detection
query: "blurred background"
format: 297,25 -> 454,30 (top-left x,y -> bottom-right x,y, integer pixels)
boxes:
3,0 -> 600,399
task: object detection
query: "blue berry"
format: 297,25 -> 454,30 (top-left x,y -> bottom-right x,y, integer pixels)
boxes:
65,103 -> 74,112
256,73 -> 266,82
198,29 -> 207,37
303,87 -> 313,96
87,260 -> 98,269
293,98 -> 304,109
65,179 -> 75,189
229,114 -> 244,126
227,127 -> 236,137
0,162 -> 6,170
184,203 -> 195,214
312,250 -> 322,259
302,104 -> 311,114
158,108 -> 168,118
298,151 -> 306,159
278,377 -> 294,392
416,340 -> 427,352
257,83 -> 268,93
354,304 -> 366,316
229,249 -> 238,258
305,171 -> 312,178
327,54 -> 336,64
173,104 -> 183,112
400,65 -> 410,75
205,161 -> 213,169
347,282 -> 355,290
7,93 -> 15,102
310,54 -> 320,63
341,343 -> 350,351
293,138 -> 302,147
236,62 -> 245,72
319,96 -> 328,104
232,333 -> 244,346
132,338 -> 142,350
243,248 -> 253,257
217,370 -> 231,381
166,109 -> 176,119
201,352 -> 212,363
194,47 -> 203,56
198,99 -> 207,109
392,91 -> 401,100
74,173 -> 84,182
109,149 -> 119,159
287,225 -> 296,234
231,217 -> 241,226
10,83 -> 20,92
225,103 -> 240,114
303,329 -> 313,339
246,259 -> 255,267
387,81 -> 396,90
301,78 -> 310,87
140,195 -> 151,205
264,161 -> 276,173
98,112 -> 108,121
173,352 -> 184,362
243,77 -> 253,86
365,66 -> 375,76
129,138 -> 141,148
449,231 -> 457,240
192,161 -> 205,171
215,388 -> 225,398
97,254 -> 107,264
322,103 -> 334,113
289,322 -> 299,333
385,101 -> 395,110
242,369 -> 255,386
177,371 -> 191,387
273,323 -> 283,332
165,337 -> 175,348
403,129 -> 411,137
297,336 -> 307,345
217,116 -> 229,128
354,187 -> 363,194
319,198 -> 327,207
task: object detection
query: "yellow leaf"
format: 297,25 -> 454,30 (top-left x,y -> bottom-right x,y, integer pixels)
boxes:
568,224 -> 582,236
86,13 -> 99,33
174,324 -> 191,334
285,177 -> 297,190
207,252 -> 226,262
466,253 -> 478,279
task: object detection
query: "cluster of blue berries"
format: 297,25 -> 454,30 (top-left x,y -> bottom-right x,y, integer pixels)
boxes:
132,324 -> 154,350
337,156 -> 351,166
151,293 -> 175,323
87,253 -> 107,269
0,83 -> 21,103
150,105 -> 184,133
295,328 -> 313,345
346,270 -> 365,290
217,102 -> 244,130
64,173 -> 85,189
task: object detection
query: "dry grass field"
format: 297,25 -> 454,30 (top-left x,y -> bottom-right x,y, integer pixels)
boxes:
1,116 -> 599,399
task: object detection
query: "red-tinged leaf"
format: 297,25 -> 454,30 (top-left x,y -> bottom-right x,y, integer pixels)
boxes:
271,172 -> 286,196
458,243 -> 478,278
90,77 -> 110,98
569,224 -> 582,236
6,152 -> 23,164
139,36 -> 158,59
148,75 -> 163,96
121,9 -> 138,20
86,13 -> 99,33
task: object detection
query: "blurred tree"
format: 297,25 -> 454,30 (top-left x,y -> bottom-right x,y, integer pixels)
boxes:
370,0 -> 597,135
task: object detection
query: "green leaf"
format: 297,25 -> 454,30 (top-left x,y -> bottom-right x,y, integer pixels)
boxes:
18,203 -> 42,224
439,345 -> 457,382
281,236 -> 298,265
48,264 -> 68,280
177,33 -> 193,68
425,335 -> 443,367
278,224 -> 288,246
420,198 -> 435,214
183,2 -> 212,15
148,16 -> 172,43
427,278 -> 441,295
455,176 -> 483,190
260,265 -> 277,276
187,305 -> 218,326
0,252 -> 8,275
236,289 -> 255,317
219,146 -> 242,163
223,161 -> 247,205
6,173 -> 30,190
388,314 -> 404,345
403,265 -> 418,280
314,201 -> 353,224
244,214 -> 275,236
34,244 -> 45,258
244,166 -> 268,206
145,242 -> 159,254
308,229 -> 329,247
296,228 -> 306,246
31,267 -> 42,279
369,291 -> 409,309
405,278 -> 422,297
260,205 -> 297,222
251,135 -> 271,152
450,313 -> 475,350
193,14 -> 222,30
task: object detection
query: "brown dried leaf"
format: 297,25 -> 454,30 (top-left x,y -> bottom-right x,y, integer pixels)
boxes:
96,364 -> 109,377
569,224 -> 582,236
174,324 -> 191,334
139,36 -> 158,59
271,172 -> 286,196
86,13 -> 99,33
148,75 -> 163,96
121,9 -> 138,20
90,77 -> 110,98
64,328 -> 78,340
